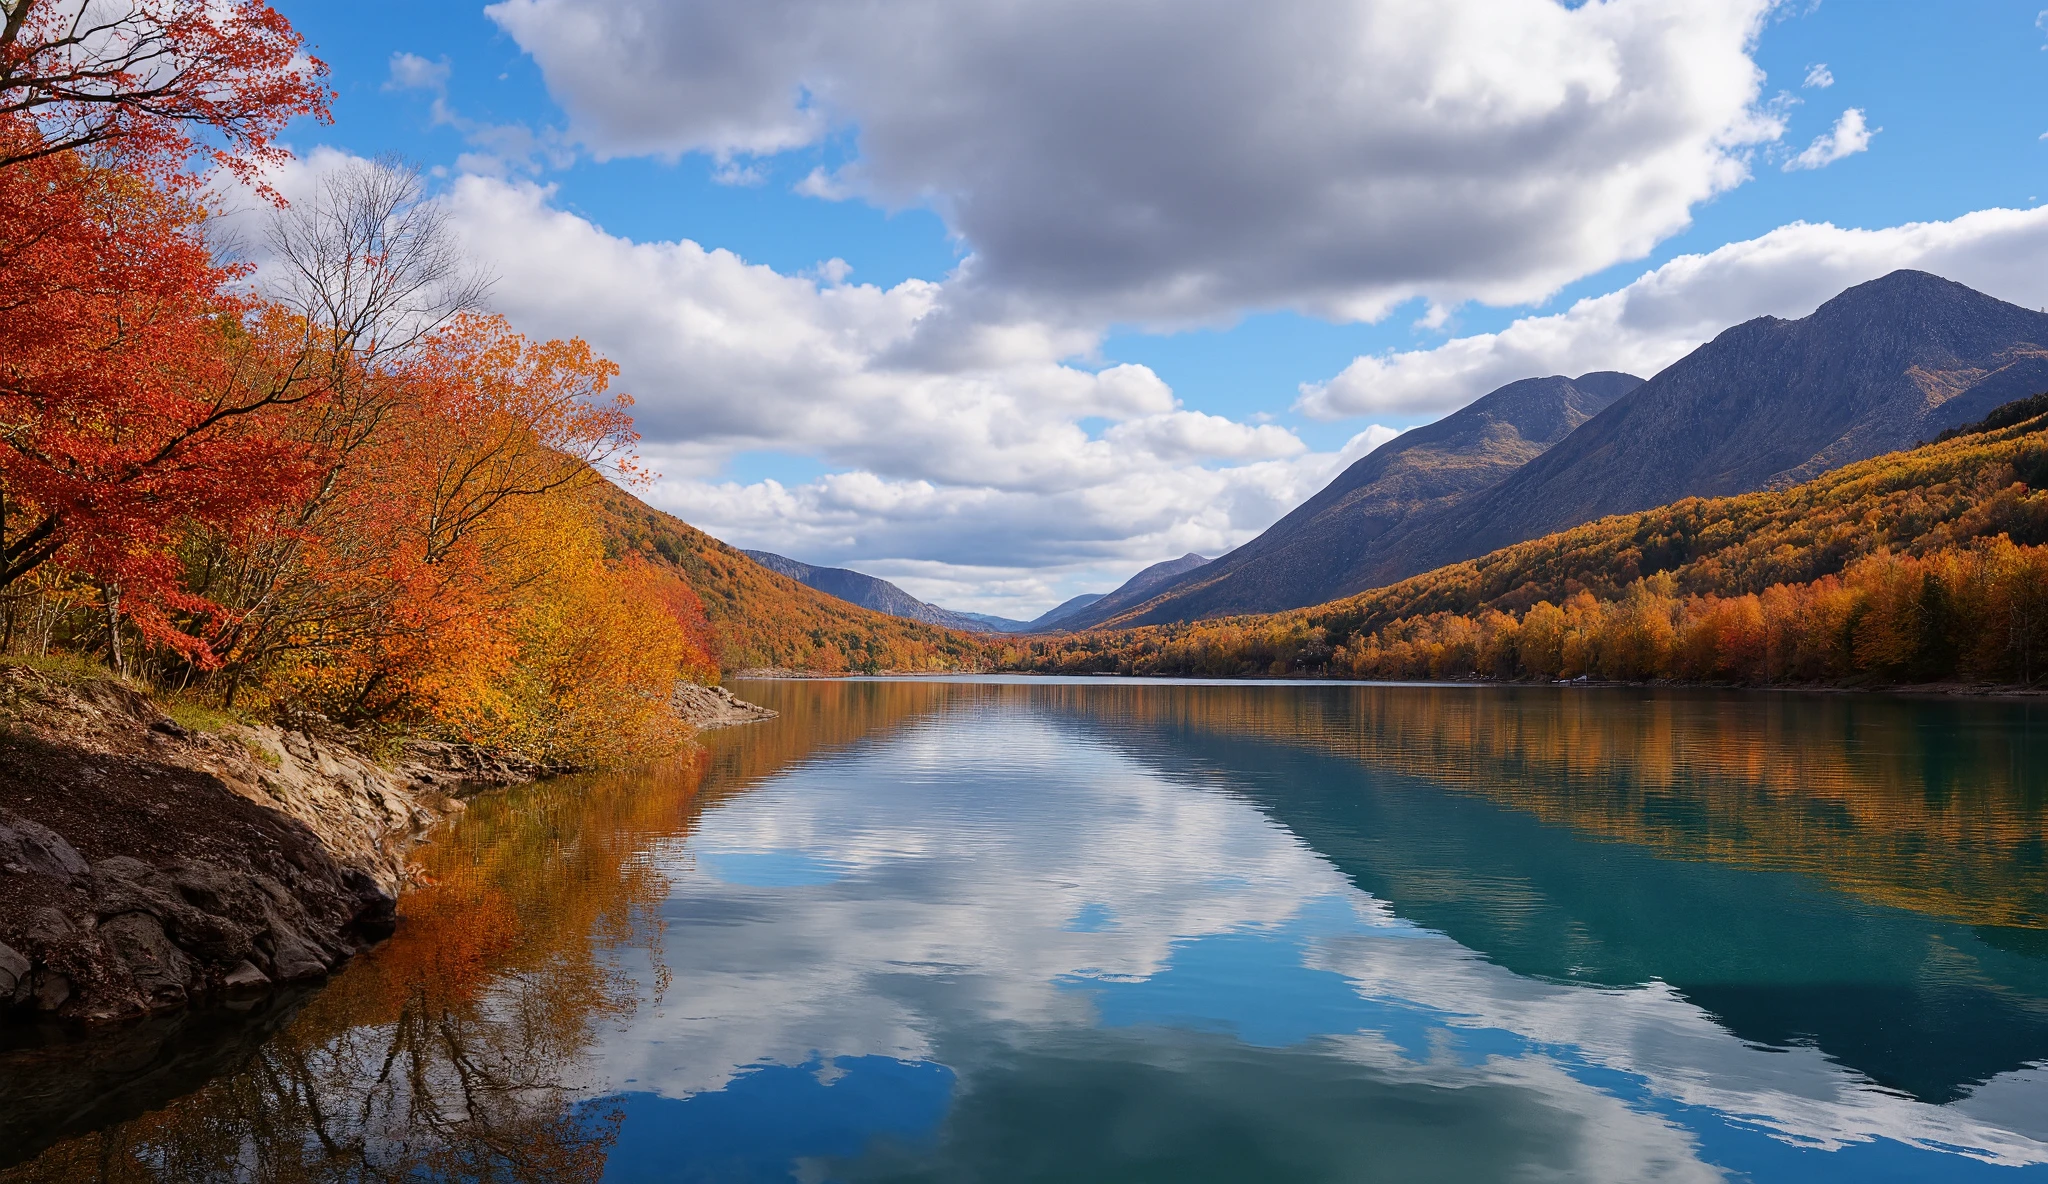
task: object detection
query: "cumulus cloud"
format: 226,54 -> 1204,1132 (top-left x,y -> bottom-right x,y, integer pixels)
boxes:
1785,107 -> 1876,171
384,51 -> 450,93
219,154 -> 1394,614
643,430 -> 1392,613
484,0 -> 1784,325
1802,62 -> 1834,89
1299,205 -> 2048,420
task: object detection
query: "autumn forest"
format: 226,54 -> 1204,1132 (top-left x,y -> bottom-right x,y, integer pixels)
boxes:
3,0 -> 2044,778
0,3 -> 737,766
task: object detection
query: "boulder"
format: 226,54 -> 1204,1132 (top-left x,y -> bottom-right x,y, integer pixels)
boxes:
0,811 -> 89,879
0,941 -> 27,1004
99,912 -> 199,1011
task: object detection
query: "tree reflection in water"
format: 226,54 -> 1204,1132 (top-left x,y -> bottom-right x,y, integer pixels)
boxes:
4,679 -> 950,1182
4,754 -> 711,1183
1051,682 -> 2048,927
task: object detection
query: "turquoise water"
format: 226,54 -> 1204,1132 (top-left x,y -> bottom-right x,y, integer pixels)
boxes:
8,678 -> 2048,1182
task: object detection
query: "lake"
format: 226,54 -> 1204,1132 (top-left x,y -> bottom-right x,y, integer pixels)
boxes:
4,678 -> 2047,1182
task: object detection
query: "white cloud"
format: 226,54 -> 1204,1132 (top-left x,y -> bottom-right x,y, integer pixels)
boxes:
384,51 -> 450,93
710,158 -> 768,187
1299,205 -> 2048,420
1785,107 -> 1876,171
484,0 -> 1785,326
412,170 -> 1403,614
1802,62 -> 1834,89
793,166 -> 852,201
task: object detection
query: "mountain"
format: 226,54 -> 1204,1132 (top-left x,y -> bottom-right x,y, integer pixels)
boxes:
1051,553 -> 1214,631
1010,392 -> 2048,684
1109,373 -> 1640,625
1372,270 -> 2048,580
592,485 -> 990,673
955,611 -> 1038,632
740,549 -> 1009,634
1025,594 -> 1105,631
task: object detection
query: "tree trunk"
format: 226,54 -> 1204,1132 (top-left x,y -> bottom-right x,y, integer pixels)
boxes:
103,583 -> 125,678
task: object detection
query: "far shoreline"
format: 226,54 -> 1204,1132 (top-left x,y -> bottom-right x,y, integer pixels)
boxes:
727,669 -> 2048,700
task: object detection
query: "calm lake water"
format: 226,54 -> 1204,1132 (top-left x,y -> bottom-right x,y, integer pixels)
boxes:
5,678 -> 2048,1182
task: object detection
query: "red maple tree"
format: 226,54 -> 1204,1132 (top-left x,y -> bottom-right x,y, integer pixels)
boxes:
0,0 -> 330,181
0,130 -> 319,658
0,1 -> 330,663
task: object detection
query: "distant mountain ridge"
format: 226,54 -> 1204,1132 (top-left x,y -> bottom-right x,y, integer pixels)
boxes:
732,549 -> 1221,635
1109,270 -> 2048,628
1005,394 -> 2048,685
1026,594 -> 1104,631
1051,553 -> 1214,631
740,550 -> 1009,633
592,487 -> 987,673
1112,373 -> 1639,625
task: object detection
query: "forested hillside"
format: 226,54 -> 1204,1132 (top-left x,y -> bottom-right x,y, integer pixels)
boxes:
1378,271 -> 2048,582
1007,397 -> 2048,686
1113,372 -> 1636,623
595,487 -> 991,674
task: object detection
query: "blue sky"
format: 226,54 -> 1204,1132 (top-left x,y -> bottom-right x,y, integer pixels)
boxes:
267,1 -> 2048,616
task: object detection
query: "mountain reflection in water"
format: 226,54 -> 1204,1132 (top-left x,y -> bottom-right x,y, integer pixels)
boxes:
5,679 -> 2045,1182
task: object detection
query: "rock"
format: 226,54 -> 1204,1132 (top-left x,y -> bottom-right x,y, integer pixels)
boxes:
221,960 -> 271,992
92,857 -> 211,938
262,916 -> 332,982
0,811 -> 89,879
99,911 -> 199,1010
24,906 -> 77,945
0,659 -> 544,1025
669,682 -> 777,730
33,970 -> 70,1011
340,866 -> 397,940
0,941 -> 27,1004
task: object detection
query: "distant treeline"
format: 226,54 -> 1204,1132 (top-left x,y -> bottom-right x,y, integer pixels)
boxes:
1001,402 -> 2048,687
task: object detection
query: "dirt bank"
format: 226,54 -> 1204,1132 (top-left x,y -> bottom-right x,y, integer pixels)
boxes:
670,681 -> 778,728
0,665 -> 770,1025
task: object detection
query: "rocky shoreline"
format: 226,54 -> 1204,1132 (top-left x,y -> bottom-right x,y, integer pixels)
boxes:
0,664 -> 771,1026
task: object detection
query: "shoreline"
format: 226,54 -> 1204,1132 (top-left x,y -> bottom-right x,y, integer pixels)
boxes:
732,667 -> 2047,700
0,663 -> 773,1028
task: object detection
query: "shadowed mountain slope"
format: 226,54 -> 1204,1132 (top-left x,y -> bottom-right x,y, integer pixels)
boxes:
1052,552 -> 1214,631
1373,270 -> 2048,581
592,485 -> 989,673
1112,373 -> 1639,625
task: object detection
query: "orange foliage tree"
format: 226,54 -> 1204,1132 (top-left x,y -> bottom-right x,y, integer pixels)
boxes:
0,18 -> 716,764
205,310 -> 713,762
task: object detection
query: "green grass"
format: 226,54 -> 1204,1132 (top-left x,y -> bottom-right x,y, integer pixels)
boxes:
161,696 -> 249,736
4,649 -> 121,686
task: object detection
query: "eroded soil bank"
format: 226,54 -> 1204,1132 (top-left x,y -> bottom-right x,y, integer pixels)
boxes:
0,665 -> 771,1026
